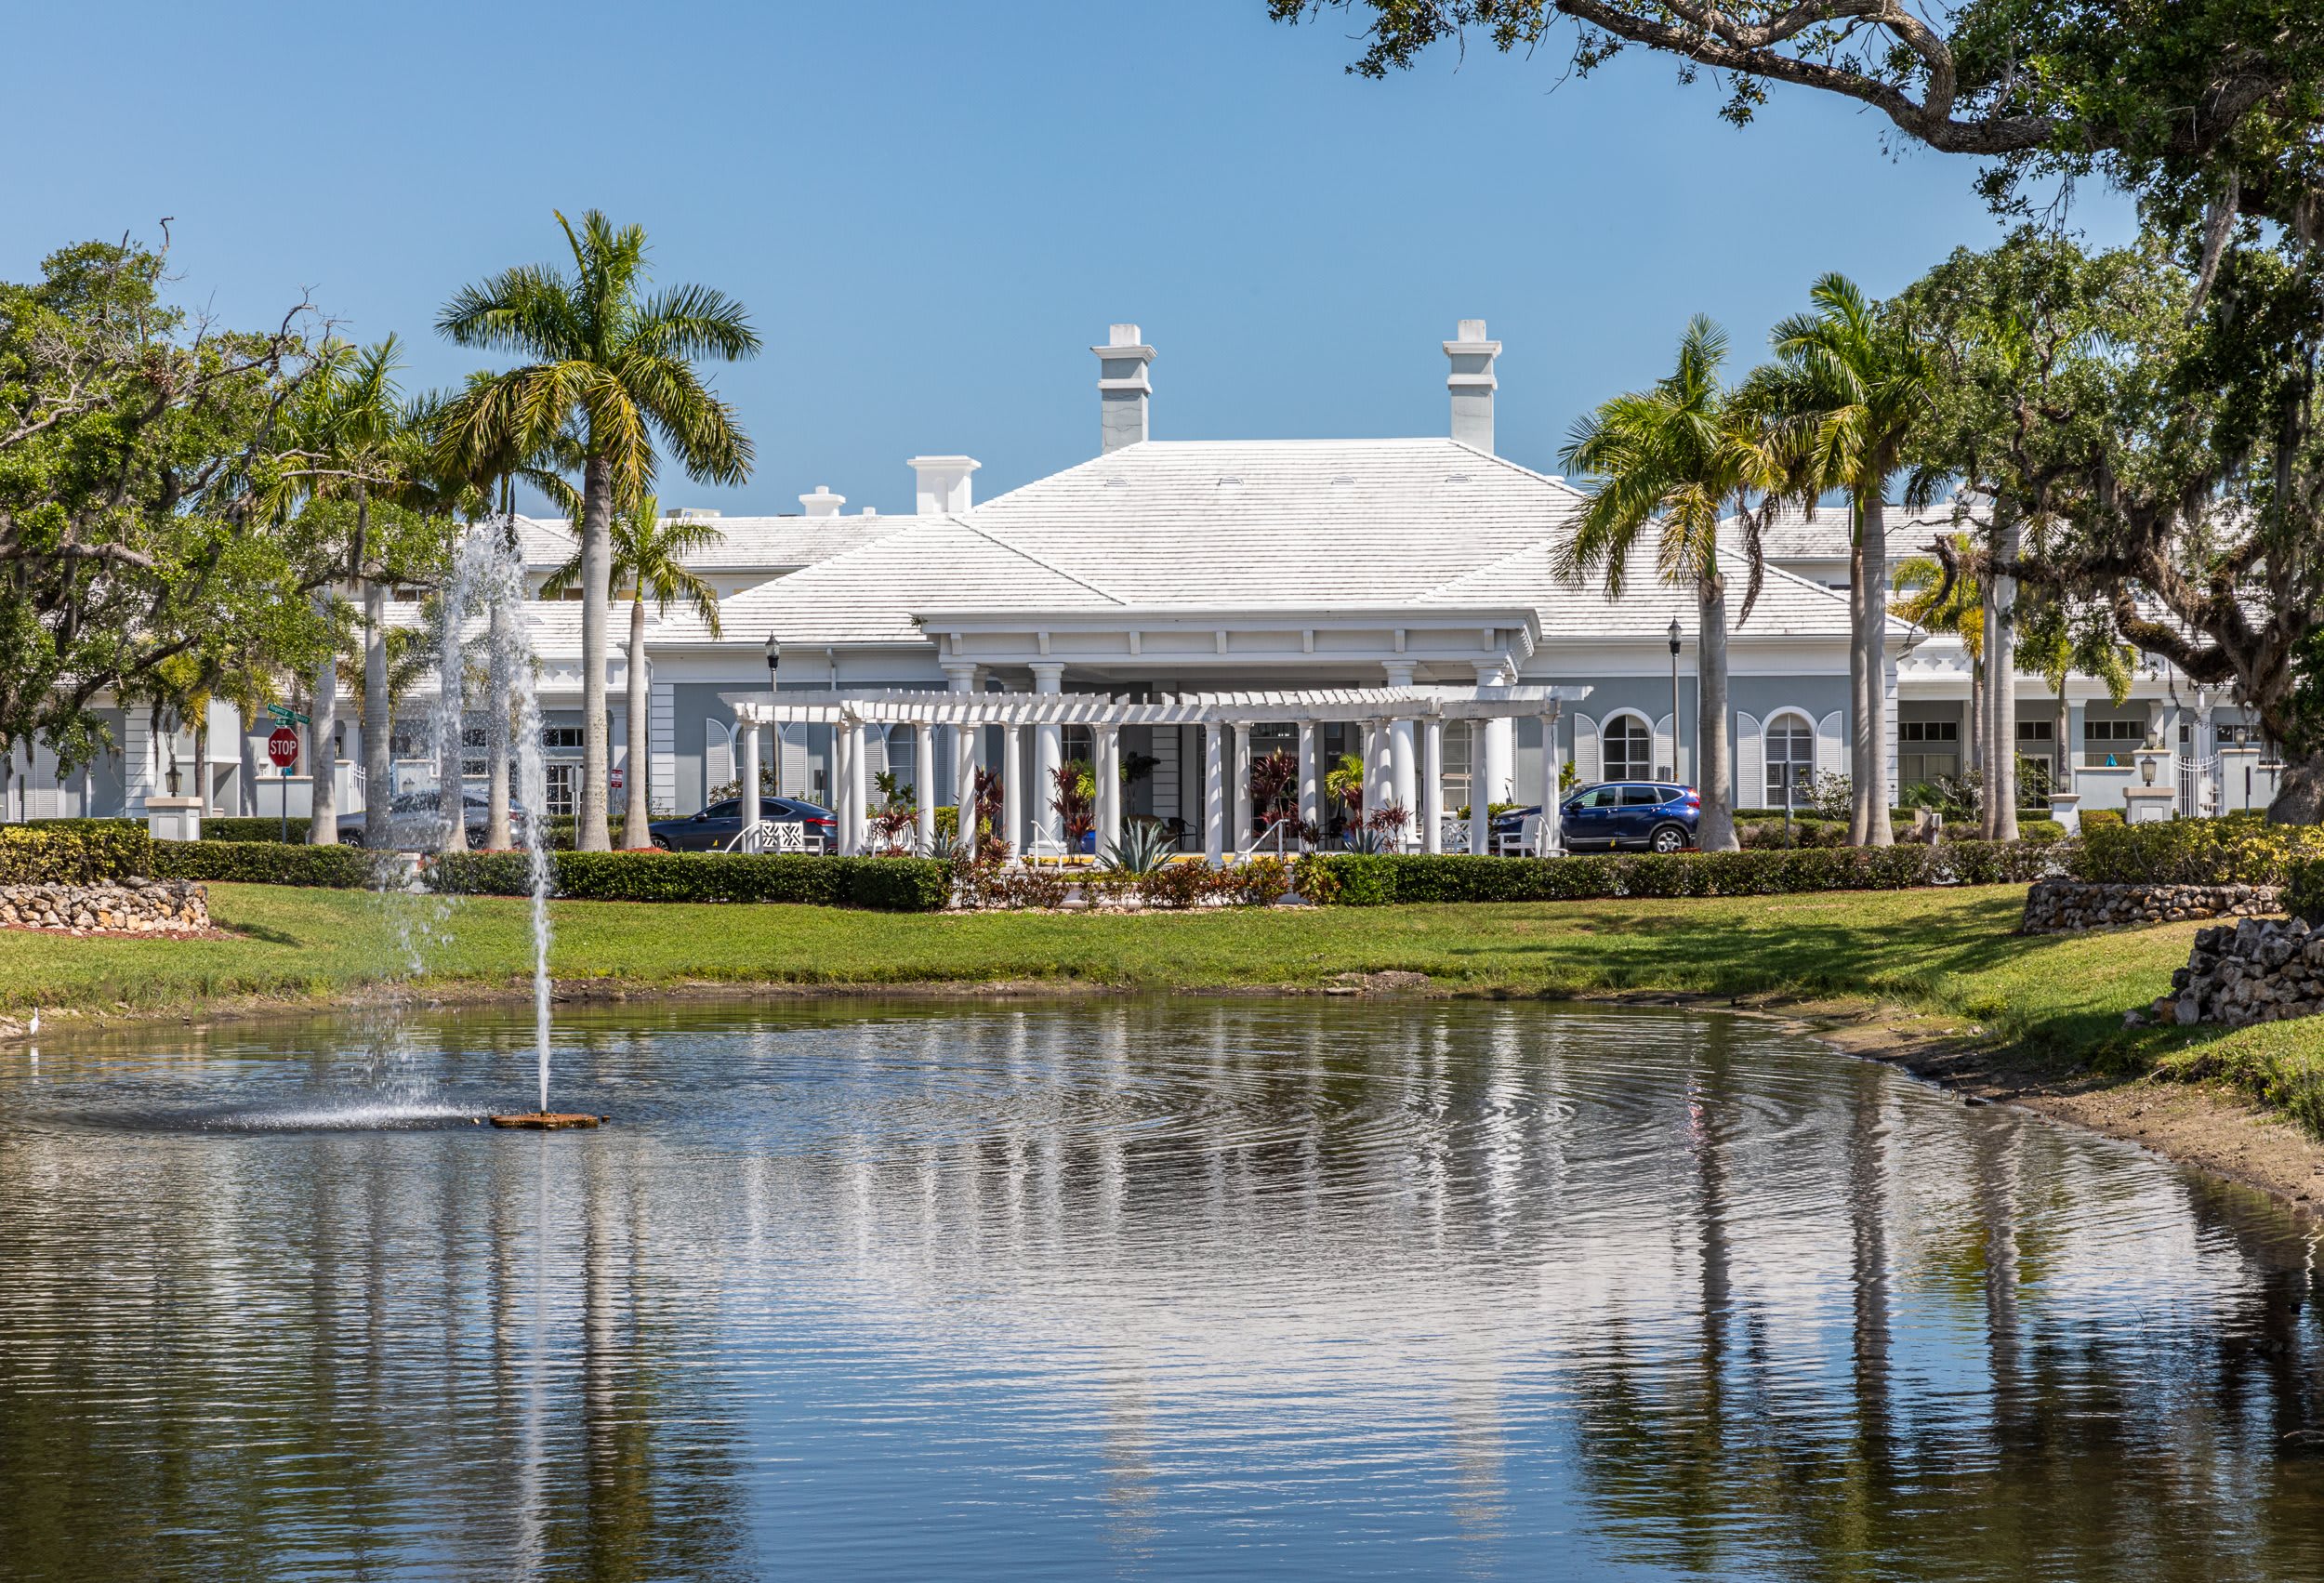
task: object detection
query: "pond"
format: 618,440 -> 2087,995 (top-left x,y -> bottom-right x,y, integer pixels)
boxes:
1,998 -> 2320,1580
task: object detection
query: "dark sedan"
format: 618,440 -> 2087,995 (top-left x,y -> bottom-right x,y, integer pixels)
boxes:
648,796 -> 837,853
337,790 -> 535,850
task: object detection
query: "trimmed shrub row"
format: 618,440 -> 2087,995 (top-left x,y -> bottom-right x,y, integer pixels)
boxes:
1293,840 -> 2064,906
200,816 -> 314,843
151,840 -> 383,889
0,821 -> 156,884
432,850 -> 950,910
2069,817 -> 2324,887
150,840 -> 954,912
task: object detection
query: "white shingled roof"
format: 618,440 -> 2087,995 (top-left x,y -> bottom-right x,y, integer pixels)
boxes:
511,510 -> 913,574
1748,502 -> 1979,563
689,438 -> 1861,648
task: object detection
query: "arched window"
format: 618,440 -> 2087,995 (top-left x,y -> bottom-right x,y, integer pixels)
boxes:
1765,712 -> 1815,804
1605,715 -> 1653,782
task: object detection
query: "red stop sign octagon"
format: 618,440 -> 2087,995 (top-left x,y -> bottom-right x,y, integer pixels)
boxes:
266,727 -> 299,769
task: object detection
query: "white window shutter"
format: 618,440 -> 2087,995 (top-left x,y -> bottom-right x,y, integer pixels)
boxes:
1653,714 -> 1676,780
1573,714 -> 1602,784
1735,713 -> 1763,809
865,726 -> 891,782
778,725 -> 809,800
703,719 -> 733,790
1816,711 -> 1846,778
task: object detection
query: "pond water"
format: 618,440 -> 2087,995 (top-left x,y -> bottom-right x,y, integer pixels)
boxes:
2,998 -> 2321,1581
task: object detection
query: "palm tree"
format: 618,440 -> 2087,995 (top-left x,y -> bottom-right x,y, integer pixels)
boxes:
541,495 -> 723,845
416,383 -> 581,849
1557,316 -> 1778,852
1891,534 -> 1987,816
434,210 -> 759,851
291,338 -> 417,848
1748,275 -> 1938,847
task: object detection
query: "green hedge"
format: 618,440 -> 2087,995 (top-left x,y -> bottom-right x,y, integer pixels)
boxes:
1294,841 -> 2063,906
151,840 -> 384,889
2068,819 -> 2324,886
154,841 -> 953,911
200,816 -> 314,843
2287,859 -> 2324,927
0,821 -> 155,883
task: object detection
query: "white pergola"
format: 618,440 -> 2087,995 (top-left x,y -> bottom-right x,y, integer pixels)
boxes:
722,684 -> 1592,864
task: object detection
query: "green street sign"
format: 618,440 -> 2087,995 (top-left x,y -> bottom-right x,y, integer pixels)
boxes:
266,705 -> 310,726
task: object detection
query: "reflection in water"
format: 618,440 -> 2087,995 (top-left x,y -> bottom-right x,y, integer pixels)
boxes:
2,999 -> 2321,1580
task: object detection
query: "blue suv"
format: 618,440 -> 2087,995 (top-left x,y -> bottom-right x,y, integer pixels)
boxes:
1492,781 -> 1700,853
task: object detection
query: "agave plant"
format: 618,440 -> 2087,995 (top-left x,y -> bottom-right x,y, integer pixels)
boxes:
1101,818 -> 1176,877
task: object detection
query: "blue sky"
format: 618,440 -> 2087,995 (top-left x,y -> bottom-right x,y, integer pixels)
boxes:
5,0 -> 2135,517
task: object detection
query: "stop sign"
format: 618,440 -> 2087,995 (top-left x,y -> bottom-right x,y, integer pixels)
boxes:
266,727 -> 299,769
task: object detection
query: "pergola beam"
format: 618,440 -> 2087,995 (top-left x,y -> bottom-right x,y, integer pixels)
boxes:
721,684 -> 1591,730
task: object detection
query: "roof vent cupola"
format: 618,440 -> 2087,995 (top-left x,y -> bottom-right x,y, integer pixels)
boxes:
799,485 -> 846,519
1445,318 -> 1500,454
1093,323 -> 1155,455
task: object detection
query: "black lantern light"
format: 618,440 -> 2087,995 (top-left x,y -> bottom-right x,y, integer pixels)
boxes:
765,633 -> 781,688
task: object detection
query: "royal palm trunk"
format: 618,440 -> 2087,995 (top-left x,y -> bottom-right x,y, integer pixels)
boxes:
625,594 -> 648,848
577,456 -> 614,851
308,588 -> 337,844
1987,508 -> 2022,840
363,576 -> 390,849
1697,571 -> 1736,851
1855,492 -> 1893,846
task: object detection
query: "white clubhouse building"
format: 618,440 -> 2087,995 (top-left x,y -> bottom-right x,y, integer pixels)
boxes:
4,320 -> 2278,837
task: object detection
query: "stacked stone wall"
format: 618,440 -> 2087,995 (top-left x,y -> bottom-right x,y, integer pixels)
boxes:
2160,917 -> 2324,1027
0,878 -> 209,934
2021,879 -> 2280,933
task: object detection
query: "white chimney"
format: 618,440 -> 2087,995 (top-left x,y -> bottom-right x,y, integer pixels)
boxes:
1445,318 -> 1500,453
799,485 -> 845,519
1092,323 -> 1155,454
907,455 -> 981,515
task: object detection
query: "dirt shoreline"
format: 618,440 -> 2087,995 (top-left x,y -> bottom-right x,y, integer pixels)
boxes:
9,971 -> 2321,1221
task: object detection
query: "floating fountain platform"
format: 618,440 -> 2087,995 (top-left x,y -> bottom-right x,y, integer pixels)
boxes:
488,1113 -> 606,1130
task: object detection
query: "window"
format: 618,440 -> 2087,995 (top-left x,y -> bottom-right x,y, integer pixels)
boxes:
2017,720 -> 2053,741
544,763 -> 577,818
1618,785 -> 1661,807
2084,717 -> 2145,766
1899,717 -> 1960,785
542,726 -> 584,753
1604,716 -> 1653,782
1569,786 -> 1617,809
1766,718 -> 1815,805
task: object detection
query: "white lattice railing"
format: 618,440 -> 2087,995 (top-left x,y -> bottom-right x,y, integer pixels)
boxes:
725,819 -> 806,854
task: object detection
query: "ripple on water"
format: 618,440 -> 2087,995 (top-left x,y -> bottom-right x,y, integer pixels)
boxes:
1,997 -> 2321,1583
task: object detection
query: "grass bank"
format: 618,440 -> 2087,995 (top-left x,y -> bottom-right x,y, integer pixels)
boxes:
0,880 -> 2214,1054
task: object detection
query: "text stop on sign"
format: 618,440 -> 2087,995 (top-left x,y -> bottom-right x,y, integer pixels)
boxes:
267,727 -> 299,769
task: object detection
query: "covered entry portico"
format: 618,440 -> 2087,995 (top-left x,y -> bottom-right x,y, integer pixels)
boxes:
725,684 -> 1591,863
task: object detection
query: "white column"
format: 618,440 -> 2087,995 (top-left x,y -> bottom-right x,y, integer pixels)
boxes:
739,717 -> 761,841
847,722 -> 868,855
914,723 -> 936,854
1297,720 -> 1320,838
1383,662 -> 1418,844
953,717 -> 978,855
1031,662 -> 1063,853
1002,723 -> 1024,860
1203,723 -> 1226,865
1095,725 -> 1121,858
1539,708 -> 1563,854
833,724 -> 855,853
1420,718 -> 1444,854
1468,719 -> 1491,856
1231,723 -> 1252,856
1476,662 -> 1515,811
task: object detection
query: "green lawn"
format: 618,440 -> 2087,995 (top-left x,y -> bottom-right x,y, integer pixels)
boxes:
9,882 -> 2321,1127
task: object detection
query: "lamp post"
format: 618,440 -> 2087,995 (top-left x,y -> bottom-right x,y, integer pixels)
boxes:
1667,616 -> 1683,783
764,635 -> 780,797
